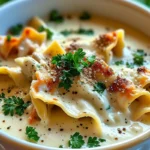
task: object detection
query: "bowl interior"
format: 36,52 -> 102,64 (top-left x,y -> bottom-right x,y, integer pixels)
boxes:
0,0 -> 149,149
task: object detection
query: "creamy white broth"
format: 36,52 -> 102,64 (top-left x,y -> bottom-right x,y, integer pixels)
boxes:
0,14 -> 150,148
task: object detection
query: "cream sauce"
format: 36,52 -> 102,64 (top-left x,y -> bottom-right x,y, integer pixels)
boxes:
0,15 -> 150,148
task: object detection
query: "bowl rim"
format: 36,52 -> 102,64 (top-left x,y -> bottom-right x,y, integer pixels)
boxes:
0,0 -> 150,150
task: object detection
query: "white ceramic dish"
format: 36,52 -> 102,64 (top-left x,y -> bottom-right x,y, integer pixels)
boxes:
0,0 -> 150,150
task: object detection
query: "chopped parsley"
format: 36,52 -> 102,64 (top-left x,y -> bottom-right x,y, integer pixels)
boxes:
9,24 -> 23,35
26,126 -> 40,142
99,138 -> 106,142
93,82 -> 106,95
87,137 -> 100,148
133,49 -> 145,66
77,28 -> 94,35
106,105 -> 111,110
49,10 -> 64,23
126,62 -> 134,69
79,11 -> 91,20
52,48 -> 95,90
59,145 -> 63,148
60,28 -> 94,36
115,60 -> 124,66
60,30 -> 72,36
68,132 -> 106,148
0,93 -> 5,101
38,25 -> 53,40
68,132 -> 85,148
7,35 -> 11,41
2,96 -> 30,116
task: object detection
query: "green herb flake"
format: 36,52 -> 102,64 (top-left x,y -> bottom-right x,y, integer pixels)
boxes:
36,64 -> 41,69
87,137 -> 100,148
9,24 -> 23,35
26,126 -> 40,142
133,49 -> 145,66
106,105 -> 111,110
7,35 -> 11,41
126,62 -> 134,69
0,93 -> 5,101
60,28 -> 94,36
77,28 -> 94,35
93,82 -> 106,95
115,60 -> 124,66
99,138 -> 106,142
68,132 -> 85,148
38,26 -> 53,40
49,10 -> 64,23
59,145 -> 63,148
2,96 -> 30,116
60,30 -> 72,36
79,11 -> 91,20
52,48 -> 95,90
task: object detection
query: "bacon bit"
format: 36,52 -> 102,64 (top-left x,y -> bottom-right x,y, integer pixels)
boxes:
94,32 -> 117,50
139,76 -> 147,85
66,42 -> 78,51
137,66 -> 147,74
34,72 -> 58,93
46,79 -> 58,93
28,108 -> 40,124
108,76 -> 134,95
92,61 -> 114,77
9,47 -> 18,55
11,38 -> 18,43
27,48 -> 34,55
53,98 -> 57,101
25,29 -> 30,35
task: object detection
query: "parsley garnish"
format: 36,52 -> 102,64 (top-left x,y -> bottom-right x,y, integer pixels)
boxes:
52,48 -> 95,90
60,30 -> 72,36
7,35 -> 11,41
9,24 -> 23,35
60,28 -> 94,36
68,132 -> 106,148
49,10 -> 64,23
77,28 -> 94,35
106,105 -> 111,110
2,96 -> 30,116
87,137 -> 100,148
115,60 -> 124,66
26,126 -> 40,142
0,93 -> 5,101
93,82 -> 106,95
68,132 -> 85,148
79,11 -> 91,20
133,49 -> 145,66
38,25 -> 53,40
59,145 -> 63,148
126,62 -> 134,68
99,138 -> 106,142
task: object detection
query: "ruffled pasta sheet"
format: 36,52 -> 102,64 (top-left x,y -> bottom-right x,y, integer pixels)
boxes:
0,67 -> 29,87
27,17 -> 125,63
0,27 -> 46,59
110,66 -> 150,121
92,29 -> 125,63
15,41 -> 119,135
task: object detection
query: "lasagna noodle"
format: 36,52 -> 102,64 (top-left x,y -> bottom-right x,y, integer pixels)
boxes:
93,29 -> 125,63
0,27 -> 46,58
0,67 -> 29,87
30,78 -> 103,135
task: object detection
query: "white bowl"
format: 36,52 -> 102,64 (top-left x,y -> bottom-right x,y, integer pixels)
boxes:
0,0 -> 150,149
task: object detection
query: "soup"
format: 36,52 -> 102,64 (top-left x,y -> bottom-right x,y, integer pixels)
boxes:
0,10 -> 150,148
